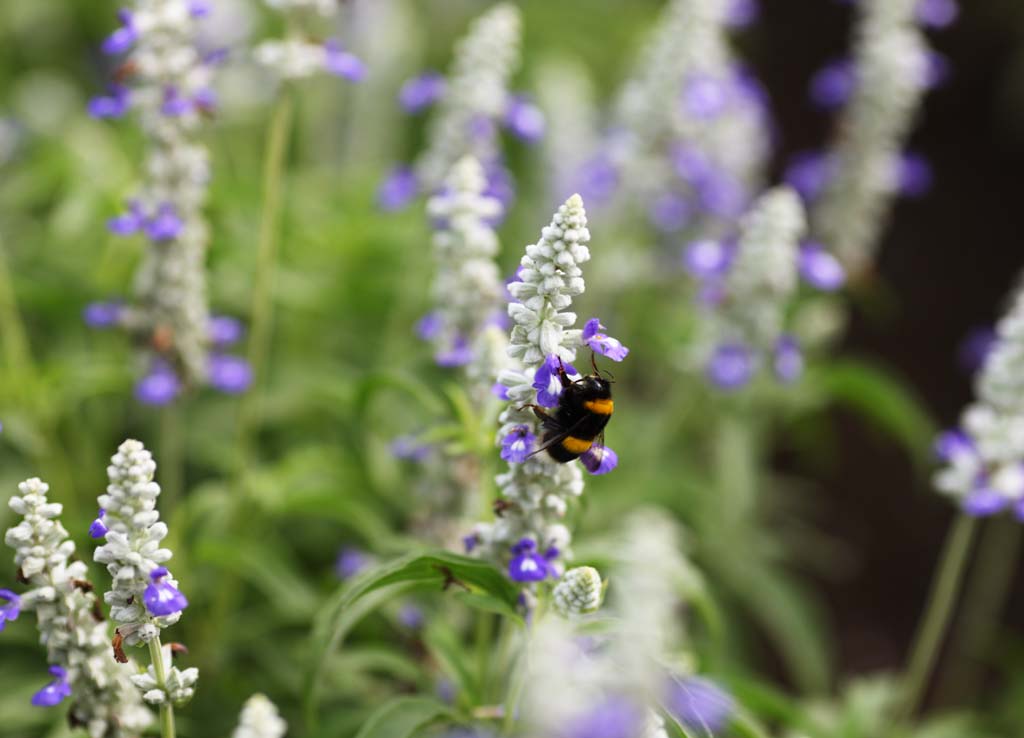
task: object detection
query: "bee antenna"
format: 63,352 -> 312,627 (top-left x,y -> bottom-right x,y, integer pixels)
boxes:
590,352 -> 615,381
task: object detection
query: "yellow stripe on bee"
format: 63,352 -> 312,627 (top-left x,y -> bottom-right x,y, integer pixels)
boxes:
561,436 -> 593,454
583,398 -> 614,415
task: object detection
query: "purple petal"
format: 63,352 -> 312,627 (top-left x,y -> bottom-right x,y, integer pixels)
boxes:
145,204 -> 183,242
135,366 -> 180,406
533,355 -> 577,408
695,170 -> 746,218
508,552 -> 549,582
107,200 -> 143,234
684,240 -> 733,279
725,0 -> 760,27
0,588 -> 22,630
31,672 -> 71,707
683,74 -> 729,119
399,72 -> 446,112
565,697 -> 644,738
574,154 -> 619,204
580,444 -> 618,475
963,487 -> 1008,517
89,515 -> 108,540
665,676 -> 735,734
798,242 -> 845,291
390,435 -> 432,462
101,12 -> 137,56
435,336 -> 474,367
934,429 -> 973,462
582,319 -> 630,362
324,39 -> 366,81
161,86 -> 193,117
377,166 -> 418,211
336,547 -> 369,580
143,577 -> 189,616
784,150 -> 836,202
88,86 -> 131,119
207,354 -> 252,394
504,95 -> 545,142
773,335 -> 803,383
957,326 -> 996,376
500,425 -> 536,463
491,383 -> 510,401
648,191 -> 692,232
894,152 -> 933,198
916,0 -> 958,28
809,58 -> 855,110
83,301 -> 123,328
706,343 -> 754,390
208,315 -> 244,346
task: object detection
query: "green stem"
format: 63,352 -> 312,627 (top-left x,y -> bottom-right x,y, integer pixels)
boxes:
148,636 -> 176,738
0,228 -> 32,378
897,513 -> 978,720
160,404 -> 184,513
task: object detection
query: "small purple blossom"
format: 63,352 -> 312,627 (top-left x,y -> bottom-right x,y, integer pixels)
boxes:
695,170 -> 746,218
143,566 -> 188,616
83,301 -> 123,328
533,355 -> 577,408
88,85 -> 131,119
923,51 -> 951,89
672,144 -> 715,184
416,311 -> 443,341
934,429 -> 973,462
963,486 -> 1008,517
135,364 -> 181,406
208,354 -> 252,394
773,335 -> 803,383
435,336 -> 474,367
391,435 -> 432,462
193,87 -> 218,112
325,39 -> 366,81
809,58 -> 855,110
398,603 -> 424,629
483,162 -> 515,214
467,114 -> 497,143
684,240 -> 733,279
188,0 -> 212,17
665,676 -> 735,735
648,191 -> 692,232
208,315 -> 244,346
582,319 -> 629,362
916,0 -> 958,28
160,86 -> 193,117
336,547 -> 369,580
500,426 -> 536,464
0,589 -> 21,631
31,666 -> 71,707
107,200 -> 145,235
784,150 -> 836,202
508,538 -> 549,582
580,445 -> 618,475
377,166 -> 419,211
957,326 -> 996,375
145,203 -> 184,242
894,152 -> 933,198
89,509 -> 108,540
399,72 -> 446,112
683,74 -> 729,119
463,533 -> 479,553
798,242 -> 846,291
574,154 -> 619,204
564,696 -> 644,738
725,0 -> 761,27
504,95 -> 546,142
706,343 -> 754,390
101,10 -> 137,55
491,383 -> 510,401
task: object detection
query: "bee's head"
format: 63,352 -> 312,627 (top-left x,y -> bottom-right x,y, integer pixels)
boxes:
580,373 -> 612,399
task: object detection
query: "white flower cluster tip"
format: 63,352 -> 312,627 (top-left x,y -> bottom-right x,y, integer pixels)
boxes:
254,0 -> 365,81
232,693 -> 288,738
131,644 -> 198,706
5,478 -> 153,737
552,566 -> 603,617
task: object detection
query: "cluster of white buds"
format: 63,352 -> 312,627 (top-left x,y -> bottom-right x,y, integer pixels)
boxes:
232,693 -> 288,738
130,643 -> 199,706
4,478 -> 153,737
253,0 -> 366,82
813,0 -> 931,278
415,3 -> 521,192
552,565 -> 603,617
535,58 -> 599,203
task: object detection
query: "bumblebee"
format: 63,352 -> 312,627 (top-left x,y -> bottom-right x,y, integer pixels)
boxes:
526,355 -> 614,463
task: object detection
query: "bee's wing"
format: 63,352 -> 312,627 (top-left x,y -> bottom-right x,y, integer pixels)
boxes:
525,415 -> 590,459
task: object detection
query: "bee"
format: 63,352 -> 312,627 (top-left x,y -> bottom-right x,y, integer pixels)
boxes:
524,355 -> 614,463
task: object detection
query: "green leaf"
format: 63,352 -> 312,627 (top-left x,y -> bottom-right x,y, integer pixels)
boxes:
353,696 -> 456,738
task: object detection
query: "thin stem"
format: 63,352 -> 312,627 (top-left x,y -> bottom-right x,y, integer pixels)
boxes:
160,404 -> 184,513
0,228 -> 32,378
148,635 -> 176,738
897,513 -> 978,720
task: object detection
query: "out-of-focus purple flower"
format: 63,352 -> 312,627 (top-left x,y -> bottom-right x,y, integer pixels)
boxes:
923,51 -> 951,89
416,311 -> 443,341
564,696 -> 643,738
665,676 -> 735,735
784,150 -> 836,202
773,335 -> 803,383
0,589 -> 21,632
398,603 -> 424,629
809,58 -> 855,110
208,315 -> 244,346
435,336 -> 474,367
683,74 -> 729,119
391,435 -> 432,462
31,666 -> 71,707
208,354 -> 252,394
916,0 -> 958,28
325,39 -> 366,81
933,429 -> 973,463
467,114 -> 496,143
108,200 -> 145,235
648,191 -> 692,232
193,87 -> 218,112
533,354 -> 577,408
696,170 -> 745,218
160,86 -> 192,117
706,343 -> 754,390
957,326 -> 996,375
798,242 -> 845,291
188,0 -> 211,17
436,678 -> 457,705
399,72 -> 446,112
1015,498 -> 1024,523
484,163 -> 515,214
964,486 -> 1008,517
377,166 -> 418,211
336,547 -> 369,580
88,85 -> 131,119
463,533 -> 479,553
672,144 -> 715,185
580,445 -> 618,475
684,240 -> 733,279
508,538 -> 549,582
89,509 -> 108,539
491,382 -> 510,401
143,566 -> 188,616
894,152 -> 933,198
101,9 -> 137,55
725,0 -> 760,27
582,319 -> 629,362
83,301 -> 123,328
135,364 -> 180,405
146,203 -> 184,242
575,154 -> 619,204
500,425 -> 536,463
504,95 -> 545,142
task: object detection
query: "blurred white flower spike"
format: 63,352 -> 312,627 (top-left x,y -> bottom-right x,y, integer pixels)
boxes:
254,0 -> 366,82
232,693 -> 288,738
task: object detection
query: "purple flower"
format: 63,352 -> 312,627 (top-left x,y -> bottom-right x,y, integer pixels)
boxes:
508,538 -> 549,582
798,242 -> 845,291
208,354 -> 252,394
916,0 -> 958,28
580,445 -> 618,475
963,486 -> 1008,517
88,85 -> 131,119
706,343 -> 754,390
672,144 -> 715,184
784,150 -> 836,202
467,114 -> 496,143
684,240 -> 734,279
0,589 -> 21,631
398,603 -> 424,629
809,58 -> 855,110
725,0 -> 760,27
665,676 -> 735,735
143,566 -> 188,616
894,152 -> 933,198
160,86 -> 193,117
957,326 -> 996,375
491,383 -> 510,401
208,315 -> 244,346
399,72 -> 446,112
922,51 -> 951,89
188,0 -> 212,17
648,191 -> 692,232
31,666 -> 71,707
325,39 -> 366,81
773,335 -> 803,383
683,74 -> 729,119
135,364 -> 181,406
435,336 -> 474,367
564,696 -> 644,738
462,533 -> 479,553
483,162 -> 515,214
533,355 -> 577,408
416,311 -> 443,341
582,319 -> 629,362
504,95 -> 545,142
933,429 -> 974,462
145,203 -> 184,242
574,154 -> 619,204
391,435 -> 432,462
1015,498 -> 1024,523
83,301 -> 123,328
500,425 -> 536,463
193,87 -> 218,112
89,509 -> 108,540
695,170 -> 746,218
377,166 -> 419,211
101,10 -> 137,55
336,547 -> 369,580
108,200 -> 145,235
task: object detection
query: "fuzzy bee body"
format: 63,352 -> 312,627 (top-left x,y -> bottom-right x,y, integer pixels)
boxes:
529,361 -> 614,463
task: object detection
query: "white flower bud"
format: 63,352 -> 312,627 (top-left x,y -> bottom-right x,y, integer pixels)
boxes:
553,566 -> 603,617
232,693 -> 288,738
